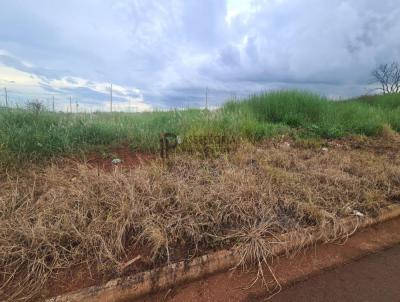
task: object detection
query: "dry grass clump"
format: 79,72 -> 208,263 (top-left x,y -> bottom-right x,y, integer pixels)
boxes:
380,124 -> 400,142
1,138 -> 400,300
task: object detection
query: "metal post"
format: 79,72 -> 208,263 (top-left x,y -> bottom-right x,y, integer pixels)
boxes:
110,84 -> 113,112
205,87 -> 208,110
4,87 -> 8,107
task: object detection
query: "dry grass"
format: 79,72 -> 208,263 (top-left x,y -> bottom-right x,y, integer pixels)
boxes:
1,136 -> 400,301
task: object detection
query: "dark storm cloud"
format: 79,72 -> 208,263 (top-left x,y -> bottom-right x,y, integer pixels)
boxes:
0,0 -> 399,109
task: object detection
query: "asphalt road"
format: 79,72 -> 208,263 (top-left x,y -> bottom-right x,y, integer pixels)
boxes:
270,244 -> 400,302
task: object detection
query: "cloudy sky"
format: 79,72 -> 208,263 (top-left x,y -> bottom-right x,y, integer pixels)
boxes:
0,0 -> 399,111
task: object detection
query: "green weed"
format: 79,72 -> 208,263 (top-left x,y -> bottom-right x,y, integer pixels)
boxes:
0,90 -> 399,165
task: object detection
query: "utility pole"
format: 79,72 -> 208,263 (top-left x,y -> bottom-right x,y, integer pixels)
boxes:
52,96 -> 55,112
76,100 -> 79,113
110,84 -> 113,112
4,87 -> 8,107
69,96 -> 72,113
205,87 -> 208,110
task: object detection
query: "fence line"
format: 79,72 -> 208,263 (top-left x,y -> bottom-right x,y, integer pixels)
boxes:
1,88 -> 246,113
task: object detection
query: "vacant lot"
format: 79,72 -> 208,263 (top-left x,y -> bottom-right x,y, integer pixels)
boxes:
1,133 -> 400,301
1,91 -> 400,301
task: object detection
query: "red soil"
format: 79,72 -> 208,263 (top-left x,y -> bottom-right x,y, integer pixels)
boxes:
84,145 -> 156,172
41,246 -> 152,300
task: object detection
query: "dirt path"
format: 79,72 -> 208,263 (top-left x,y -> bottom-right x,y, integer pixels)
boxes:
141,217 -> 400,302
268,244 -> 400,302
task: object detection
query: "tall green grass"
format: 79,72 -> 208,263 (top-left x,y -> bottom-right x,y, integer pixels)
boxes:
224,91 -> 400,138
0,90 -> 399,164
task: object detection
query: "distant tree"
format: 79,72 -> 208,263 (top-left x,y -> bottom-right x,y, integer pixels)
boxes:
26,99 -> 46,113
372,62 -> 400,94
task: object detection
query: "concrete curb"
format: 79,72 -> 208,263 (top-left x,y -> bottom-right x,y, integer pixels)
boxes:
47,205 -> 400,302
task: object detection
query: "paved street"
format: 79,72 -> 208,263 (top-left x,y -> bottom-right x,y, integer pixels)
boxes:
270,245 -> 400,302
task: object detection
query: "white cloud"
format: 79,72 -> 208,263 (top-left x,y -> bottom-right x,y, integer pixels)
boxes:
0,56 -> 150,111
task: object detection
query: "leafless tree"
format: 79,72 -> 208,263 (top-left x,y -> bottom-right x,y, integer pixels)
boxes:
372,62 -> 400,94
26,99 -> 46,113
